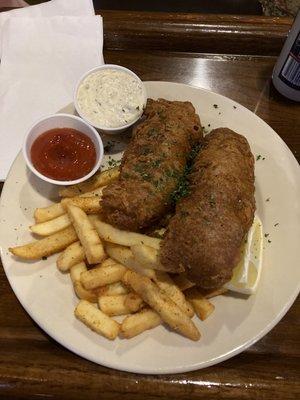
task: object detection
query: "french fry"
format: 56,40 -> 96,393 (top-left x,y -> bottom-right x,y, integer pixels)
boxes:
9,226 -> 77,260
34,187 -> 104,224
98,293 -> 143,316
32,191 -> 103,235
98,281 -> 129,296
62,196 -> 102,214
60,167 -> 119,197
173,274 -> 195,291
122,270 -> 200,341
73,281 -> 98,303
105,243 -> 156,279
185,287 -> 215,321
78,186 -> 105,198
199,287 -> 228,299
67,204 -> 105,264
120,308 -> 161,339
57,241 -> 85,272
101,258 -> 120,268
34,202 -> 65,223
123,292 -> 144,312
90,215 -> 161,249
153,271 -> 194,317
30,214 -> 71,236
70,261 -> 88,283
70,262 -> 98,302
81,260 -> 127,290
75,300 -> 120,340
131,243 -> 184,273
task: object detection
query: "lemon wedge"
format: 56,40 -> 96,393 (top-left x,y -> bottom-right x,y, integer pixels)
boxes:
225,215 -> 263,295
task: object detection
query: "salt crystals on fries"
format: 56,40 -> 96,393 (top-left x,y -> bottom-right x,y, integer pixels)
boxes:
70,262 -> 99,303
98,293 -> 144,316
81,259 -> 127,289
120,308 -> 161,339
67,204 -> 105,265
75,300 -> 120,340
122,270 -> 200,341
60,166 -> 119,198
152,271 -> 194,317
34,202 -> 65,224
90,215 -> 161,249
105,242 -> 156,279
9,226 -> 77,259
185,287 -> 215,321
56,241 -> 85,272
34,186 -> 105,224
62,196 -> 102,215
30,214 -> 71,237
8,167 -> 227,342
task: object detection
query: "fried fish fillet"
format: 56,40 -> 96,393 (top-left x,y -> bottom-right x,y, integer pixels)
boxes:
160,128 -> 255,289
101,99 -> 202,231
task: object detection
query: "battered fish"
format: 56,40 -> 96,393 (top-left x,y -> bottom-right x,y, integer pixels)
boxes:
101,99 -> 202,231
160,128 -> 255,289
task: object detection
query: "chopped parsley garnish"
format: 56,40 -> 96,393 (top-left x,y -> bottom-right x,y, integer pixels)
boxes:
140,147 -> 151,156
209,194 -> 216,207
274,223 -> 279,227
170,177 -> 190,204
133,164 -> 145,173
151,159 -> 162,168
140,171 -> 151,181
166,168 -> 181,179
107,158 -> 121,167
233,105 -> 237,109
264,233 -> 269,238
256,155 -> 261,161
266,197 -> 270,202
213,104 -> 218,108
268,239 -> 272,243
147,127 -> 159,137
169,143 -> 201,205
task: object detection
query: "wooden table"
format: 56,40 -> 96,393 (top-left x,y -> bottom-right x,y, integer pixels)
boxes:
0,10 -> 299,400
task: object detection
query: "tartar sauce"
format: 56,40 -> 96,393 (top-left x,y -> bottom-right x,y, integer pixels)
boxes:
77,69 -> 145,128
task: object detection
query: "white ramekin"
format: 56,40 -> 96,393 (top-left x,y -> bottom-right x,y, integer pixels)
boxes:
74,64 -> 147,135
22,113 -> 104,186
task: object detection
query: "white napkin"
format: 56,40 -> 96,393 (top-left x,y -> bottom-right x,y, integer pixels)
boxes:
0,0 -> 95,53
0,4 -> 103,180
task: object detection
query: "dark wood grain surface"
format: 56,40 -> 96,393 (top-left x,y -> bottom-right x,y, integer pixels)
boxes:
101,10 -> 293,55
0,10 -> 299,400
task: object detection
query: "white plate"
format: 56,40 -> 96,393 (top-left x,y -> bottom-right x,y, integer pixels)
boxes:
1,82 -> 300,374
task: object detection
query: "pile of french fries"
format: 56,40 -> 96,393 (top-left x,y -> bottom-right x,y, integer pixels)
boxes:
9,166 -> 226,341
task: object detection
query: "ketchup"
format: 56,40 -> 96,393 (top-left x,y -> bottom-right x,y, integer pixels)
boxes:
30,128 -> 96,181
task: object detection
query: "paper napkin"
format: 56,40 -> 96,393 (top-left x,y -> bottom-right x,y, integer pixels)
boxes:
0,3 -> 103,180
0,0 -> 95,52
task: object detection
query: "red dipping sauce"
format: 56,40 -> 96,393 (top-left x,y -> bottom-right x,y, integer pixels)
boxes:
30,128 -> 96,181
